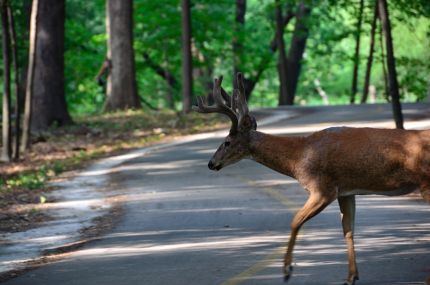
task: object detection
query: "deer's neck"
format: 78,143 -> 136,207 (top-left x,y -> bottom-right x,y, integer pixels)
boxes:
249,131 -> 305,179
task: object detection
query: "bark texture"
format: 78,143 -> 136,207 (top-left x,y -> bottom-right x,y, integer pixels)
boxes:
7,4 -> 19,159
233,0 -> 246,85
350,0 -> 364,104
31,0 -> 71,130
242,4 -> 294,101
378,0 -> 403,129
21,0 -> 38,151
275,0 -> 288,105
181,0 -> 193,113
1,0 -> 12,161
361,1 -> 378,104
284,2 -> 311,105
105,0 -> 141,111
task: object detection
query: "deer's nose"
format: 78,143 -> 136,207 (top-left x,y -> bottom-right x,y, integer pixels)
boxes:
208,160 -> 215,170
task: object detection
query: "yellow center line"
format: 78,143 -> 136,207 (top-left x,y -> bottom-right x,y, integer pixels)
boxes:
219,176 -> 302,285
219,246 -> 284,285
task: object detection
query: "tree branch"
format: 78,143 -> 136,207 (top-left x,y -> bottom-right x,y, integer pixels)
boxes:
143,52 -> 178,90
244,4 -> 295,99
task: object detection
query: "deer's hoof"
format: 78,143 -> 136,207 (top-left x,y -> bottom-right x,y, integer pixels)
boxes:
283,265 -> 293,282
343,276 -> 359,285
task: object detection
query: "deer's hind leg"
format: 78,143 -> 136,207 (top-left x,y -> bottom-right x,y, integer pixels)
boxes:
338,195 -> 359,285
284,191 -> 335,282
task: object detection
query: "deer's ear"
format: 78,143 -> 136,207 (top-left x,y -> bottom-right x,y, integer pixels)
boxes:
239,115 -> 257,132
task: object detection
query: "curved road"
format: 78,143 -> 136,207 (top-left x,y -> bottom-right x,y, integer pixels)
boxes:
4,104 -> 430,285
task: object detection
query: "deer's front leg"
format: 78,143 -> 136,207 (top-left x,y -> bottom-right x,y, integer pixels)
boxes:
338,195 -> 359,285
284,192 -> 334,282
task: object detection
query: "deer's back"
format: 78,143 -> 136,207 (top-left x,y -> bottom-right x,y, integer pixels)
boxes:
299,127 -> 430,193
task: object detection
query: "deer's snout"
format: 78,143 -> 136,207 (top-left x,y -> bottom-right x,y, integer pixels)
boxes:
208,160 -> 221,171
208,160 -> 215,170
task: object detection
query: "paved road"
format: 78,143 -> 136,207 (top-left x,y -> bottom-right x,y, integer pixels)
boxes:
4,104 -> 430,285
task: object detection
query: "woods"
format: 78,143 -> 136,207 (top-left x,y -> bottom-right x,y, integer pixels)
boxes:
0,2 -> 429,283
0,0 -> 429,160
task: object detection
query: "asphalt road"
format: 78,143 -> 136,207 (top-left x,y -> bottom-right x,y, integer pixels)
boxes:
3,104 -> 430,285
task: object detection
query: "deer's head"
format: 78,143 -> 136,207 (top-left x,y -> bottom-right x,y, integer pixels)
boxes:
193,73 -> 257,171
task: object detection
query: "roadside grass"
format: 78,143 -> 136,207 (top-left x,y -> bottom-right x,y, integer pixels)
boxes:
0,109 -> 226,204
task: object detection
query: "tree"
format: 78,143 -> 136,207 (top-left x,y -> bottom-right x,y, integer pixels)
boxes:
6,3 -> 20,159
181,0 -> 192,113
361,1 -> 378,104
104,0 -> 141,111
284,2 -> 311,105
275,0 -> 288,105
21,0 -> 38,152
233,0 -> 246,84
30,0 -> 72,130
378,0 -> 403,129
1,0 -> 12,161
350,0 -> 364,104
242,2 -> 295,101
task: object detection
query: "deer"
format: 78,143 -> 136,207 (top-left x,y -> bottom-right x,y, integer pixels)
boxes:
193,73 -> 430,285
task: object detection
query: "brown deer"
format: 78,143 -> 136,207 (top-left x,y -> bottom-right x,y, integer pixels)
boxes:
193,73 -> 430,285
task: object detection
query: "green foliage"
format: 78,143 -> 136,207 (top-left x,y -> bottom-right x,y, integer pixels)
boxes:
1,0 -> 429,115
65,0 -> 106,114
294,1 -> 430,105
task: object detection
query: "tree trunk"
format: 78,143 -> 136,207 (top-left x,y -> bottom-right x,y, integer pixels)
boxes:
233,0 -> 246,86
17,1 -> 32,113
181,0 -> 193,113
275,0 -> 288,105
105,0 -> 140,112
350,0 -> 364,104
379,22 -> 389,101
378,0 -> 403,129
31,0 -> 72,130
361,1 -> 378,104
21,0 -> 38,152
1,0 -> 12,162
7,4 -> 19,159
285,2 -> 311,105
243,5 -> 294,101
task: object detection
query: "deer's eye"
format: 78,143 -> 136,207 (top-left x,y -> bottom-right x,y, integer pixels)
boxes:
224,141 -> 231,147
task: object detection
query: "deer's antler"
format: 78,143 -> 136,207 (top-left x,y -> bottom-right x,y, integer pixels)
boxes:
193,76 -> 234,133
235,73 -> 249,126
193,73 -> 250,135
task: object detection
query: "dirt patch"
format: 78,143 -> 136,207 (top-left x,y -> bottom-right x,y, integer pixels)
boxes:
0,170 -> 128,283
0,187 -> 56,233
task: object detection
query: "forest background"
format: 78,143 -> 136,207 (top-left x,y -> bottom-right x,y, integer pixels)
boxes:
0,0 -> 429,207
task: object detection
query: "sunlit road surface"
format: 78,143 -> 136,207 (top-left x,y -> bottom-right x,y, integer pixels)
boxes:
3,104 -> 430,285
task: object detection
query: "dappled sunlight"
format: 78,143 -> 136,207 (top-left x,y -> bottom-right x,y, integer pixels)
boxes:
246,179 -> 297,187
9,234 -> 70,246
72,233 -> 290,259
92,159 -> 202,175
4,105 -> 430,283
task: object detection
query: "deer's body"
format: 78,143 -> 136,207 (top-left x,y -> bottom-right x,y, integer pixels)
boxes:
194,74 -> 429,285
250,127 -> 430,199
